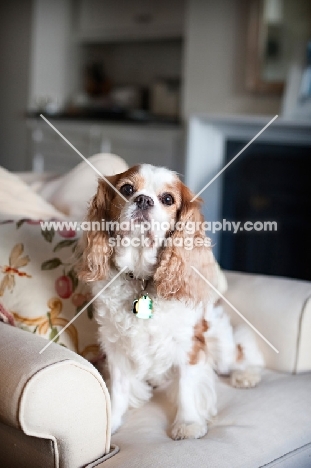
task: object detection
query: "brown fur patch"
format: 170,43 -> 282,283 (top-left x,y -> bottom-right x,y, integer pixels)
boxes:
189,318 -> 209,365
115,165 -> 145,193
76,167 -> 144,282
94,165 -> 147,224
154,179 -> 217,304
236,344 -> 244,362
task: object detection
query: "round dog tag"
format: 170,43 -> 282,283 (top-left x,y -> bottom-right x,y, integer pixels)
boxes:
133,294 -> 153,319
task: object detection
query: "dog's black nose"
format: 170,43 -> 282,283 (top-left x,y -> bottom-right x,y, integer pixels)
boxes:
134,194 -> 154,210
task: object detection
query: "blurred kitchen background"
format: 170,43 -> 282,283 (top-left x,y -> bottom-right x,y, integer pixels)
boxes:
1,0 -> 311,280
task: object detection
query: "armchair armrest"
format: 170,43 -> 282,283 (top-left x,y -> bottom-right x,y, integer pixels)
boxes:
223,271 -> 311,373
0,323 -> 112,468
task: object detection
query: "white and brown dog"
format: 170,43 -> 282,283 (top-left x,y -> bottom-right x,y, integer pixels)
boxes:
77,164 -> 264,440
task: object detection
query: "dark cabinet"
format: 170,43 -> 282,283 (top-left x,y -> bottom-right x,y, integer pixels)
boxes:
220,141 -> 311,281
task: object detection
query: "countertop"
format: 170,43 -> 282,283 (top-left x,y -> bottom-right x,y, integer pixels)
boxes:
26,109 -> 182,127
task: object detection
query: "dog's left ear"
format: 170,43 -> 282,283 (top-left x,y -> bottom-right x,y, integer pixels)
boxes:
154,183 -> 217,304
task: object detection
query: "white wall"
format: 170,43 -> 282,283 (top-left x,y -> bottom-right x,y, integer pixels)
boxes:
182,0 -> 282,119
0,0 -> 32,171
28,0 -> 79,110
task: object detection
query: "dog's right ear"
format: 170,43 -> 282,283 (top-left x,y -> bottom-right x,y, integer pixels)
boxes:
76,177 -> 115,282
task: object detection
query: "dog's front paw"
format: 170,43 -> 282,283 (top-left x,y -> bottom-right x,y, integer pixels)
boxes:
231,369 -> 261,388
171,421 -> 208,440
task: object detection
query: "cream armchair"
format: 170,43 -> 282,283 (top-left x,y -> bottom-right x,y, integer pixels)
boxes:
0,323 -> 116,468
1,271 -> 311,468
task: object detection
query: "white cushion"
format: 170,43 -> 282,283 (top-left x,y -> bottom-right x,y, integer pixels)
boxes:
38,153 -> 128,219
0,166 -> 64,220
102,371 -> 311,468
223,271 -> 311,373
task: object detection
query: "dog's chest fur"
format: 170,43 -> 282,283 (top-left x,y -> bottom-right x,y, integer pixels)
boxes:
92,273 -> 204,381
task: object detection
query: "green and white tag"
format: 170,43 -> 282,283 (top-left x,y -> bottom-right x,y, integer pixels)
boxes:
133,294 -> 153,319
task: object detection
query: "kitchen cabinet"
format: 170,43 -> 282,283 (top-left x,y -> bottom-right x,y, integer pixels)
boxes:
27,119 -> 184,175
76,0 -> 185,42
99,124 -> 183,170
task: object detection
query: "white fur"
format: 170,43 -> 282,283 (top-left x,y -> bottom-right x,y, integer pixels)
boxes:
90,165 -> 264,439
114,165 -> 177,278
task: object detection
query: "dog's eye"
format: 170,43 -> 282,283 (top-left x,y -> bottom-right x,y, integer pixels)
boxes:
120,184 -> 134,197
161,193 -> 174,206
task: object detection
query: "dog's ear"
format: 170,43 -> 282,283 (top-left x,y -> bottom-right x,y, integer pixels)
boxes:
154,183 -> 217,304
76,177 -> 115,282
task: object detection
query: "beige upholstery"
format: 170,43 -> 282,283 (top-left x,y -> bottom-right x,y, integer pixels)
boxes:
0,323 -> 111,468
0,153 -> 128,221
0,422 -> 55,468
100,371 -> 311,468
37,153 -> 128,219
0,166 -> 64,219
224,271 -> 311,373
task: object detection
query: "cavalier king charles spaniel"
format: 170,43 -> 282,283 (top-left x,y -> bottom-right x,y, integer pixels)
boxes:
77,164 -> 264,440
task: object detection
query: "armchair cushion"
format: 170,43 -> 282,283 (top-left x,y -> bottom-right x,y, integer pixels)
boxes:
0,220 -> 100,361
102,371 -> 311,468
0,166 -> 63,220
224,271 -> 311,373
29,153 -> 128,219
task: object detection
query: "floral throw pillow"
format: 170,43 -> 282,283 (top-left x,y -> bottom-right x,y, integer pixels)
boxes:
0,219 -> 101,362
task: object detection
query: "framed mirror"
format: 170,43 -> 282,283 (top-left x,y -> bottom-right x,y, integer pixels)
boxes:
246,0 -> 311,94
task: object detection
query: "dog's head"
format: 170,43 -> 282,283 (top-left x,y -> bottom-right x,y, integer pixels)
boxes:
77,164 -> 217,303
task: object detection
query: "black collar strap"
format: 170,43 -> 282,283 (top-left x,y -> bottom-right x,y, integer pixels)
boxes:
125,272 -> 149,291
